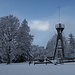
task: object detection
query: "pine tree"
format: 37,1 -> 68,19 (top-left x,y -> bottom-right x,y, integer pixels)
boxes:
68,34 -> 75,57
15,19 -> 33,62
46,34 -> 57,57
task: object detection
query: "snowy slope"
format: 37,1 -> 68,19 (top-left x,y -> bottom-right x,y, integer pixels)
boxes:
0,63 -> 75,75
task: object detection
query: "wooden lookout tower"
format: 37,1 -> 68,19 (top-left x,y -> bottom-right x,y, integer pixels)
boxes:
53,23 -> 65,60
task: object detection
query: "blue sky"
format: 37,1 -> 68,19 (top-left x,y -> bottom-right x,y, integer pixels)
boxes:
0,0 -> 75,46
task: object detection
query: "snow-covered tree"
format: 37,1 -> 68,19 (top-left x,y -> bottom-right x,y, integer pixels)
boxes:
31,45 -> 46,58
46,34 -> 57,57
14,19 -> 33,62
0,15 -> 20,64
68,34 -> 75,57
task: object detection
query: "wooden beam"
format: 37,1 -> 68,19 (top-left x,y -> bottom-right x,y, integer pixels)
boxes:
34,62 -> 53,65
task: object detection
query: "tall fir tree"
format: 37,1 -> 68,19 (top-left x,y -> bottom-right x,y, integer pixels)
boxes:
15,19 -> 33,62
68,34 -> 75,57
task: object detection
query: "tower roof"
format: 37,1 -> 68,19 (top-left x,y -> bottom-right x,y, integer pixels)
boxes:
55,23 -> 65,29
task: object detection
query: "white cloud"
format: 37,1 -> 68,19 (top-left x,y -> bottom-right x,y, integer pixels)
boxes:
29,20 -> 50,31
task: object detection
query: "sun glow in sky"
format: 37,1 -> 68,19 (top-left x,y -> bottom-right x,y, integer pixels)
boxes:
0,0 -> 75,46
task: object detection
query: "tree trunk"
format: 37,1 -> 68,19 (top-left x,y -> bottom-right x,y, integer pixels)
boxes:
7,46 -> 11,64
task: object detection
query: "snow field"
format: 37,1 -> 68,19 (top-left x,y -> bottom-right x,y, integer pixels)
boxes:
0,63 -> 75,75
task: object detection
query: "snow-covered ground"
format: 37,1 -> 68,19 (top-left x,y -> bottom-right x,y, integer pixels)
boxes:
0,63 -> 75,75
